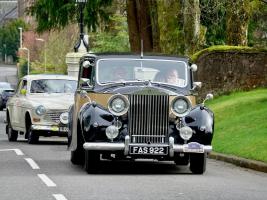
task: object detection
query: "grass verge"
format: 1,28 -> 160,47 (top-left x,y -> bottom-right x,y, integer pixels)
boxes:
206,88 -> 267,163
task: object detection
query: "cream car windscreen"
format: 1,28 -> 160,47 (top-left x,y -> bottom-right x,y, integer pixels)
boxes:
30,79 -> 77,93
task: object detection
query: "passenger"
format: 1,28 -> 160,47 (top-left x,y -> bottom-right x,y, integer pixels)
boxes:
154,68 -> 185,86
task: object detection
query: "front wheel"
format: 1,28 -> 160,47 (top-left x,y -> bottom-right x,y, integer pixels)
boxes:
84,150 -> 100,174
6,121 -> 18,142
71,148 -> 85,165
70,128 -> 85,165
189,153 -> 207,174
27,127 -> 39,144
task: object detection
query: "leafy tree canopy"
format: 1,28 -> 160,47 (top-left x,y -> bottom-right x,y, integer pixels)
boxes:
0,19 -> 28,61
28,0 -> 112,33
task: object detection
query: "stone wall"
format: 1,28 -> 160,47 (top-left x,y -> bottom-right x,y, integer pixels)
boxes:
194,50 -> 267,98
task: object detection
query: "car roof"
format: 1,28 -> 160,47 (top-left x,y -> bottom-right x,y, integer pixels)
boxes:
83,52 -> 189,62
0,82 -> 11,85
22,74 -> 77,81
0,82 -> 12,88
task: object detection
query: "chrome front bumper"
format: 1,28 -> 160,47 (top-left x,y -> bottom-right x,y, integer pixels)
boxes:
31,125 -> 68,132
83,136 -> 212,156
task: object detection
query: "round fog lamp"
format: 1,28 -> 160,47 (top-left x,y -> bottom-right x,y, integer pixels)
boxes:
179,126 -> 193,140
113,120 -> 122,129
106,125 -> 119,140
60,112 -> 69,124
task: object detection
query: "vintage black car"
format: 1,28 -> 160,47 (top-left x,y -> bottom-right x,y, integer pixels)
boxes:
68,53 -> 214,174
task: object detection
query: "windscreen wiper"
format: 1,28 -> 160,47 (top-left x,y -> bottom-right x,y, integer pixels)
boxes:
100,81 -> 126,86
150,81 -> 184,92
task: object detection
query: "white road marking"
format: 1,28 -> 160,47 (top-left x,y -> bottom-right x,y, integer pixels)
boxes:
38,174 -> 57,187
0,148 -> 24,155
53,194 -> 68,200
13,149 -> 24,155
24,158 -> 40,169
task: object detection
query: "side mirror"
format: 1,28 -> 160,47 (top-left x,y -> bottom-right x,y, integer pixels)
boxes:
192,82 -> 202,91
80,78 -> 93,89
190,64 -> 198,72
203,93 -> 213,105
82,60 -> 91,68
20,89 -> 27,95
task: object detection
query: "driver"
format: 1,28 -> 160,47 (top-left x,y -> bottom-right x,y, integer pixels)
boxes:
111,66 -> 128,82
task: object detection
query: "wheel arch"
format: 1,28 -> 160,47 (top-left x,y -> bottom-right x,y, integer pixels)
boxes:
24,111 -> 32,136
6,108 -> 10,122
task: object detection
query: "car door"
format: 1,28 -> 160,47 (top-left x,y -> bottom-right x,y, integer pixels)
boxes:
11,79 -> 27,130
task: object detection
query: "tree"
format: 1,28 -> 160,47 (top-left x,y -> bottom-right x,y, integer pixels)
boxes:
226,0 -> 251,46
89,0 -> 130,52
29,0 -> 161,53
28,0 -> 112,33
200,0 -> 227,46
158,0 -> 184,55
0,19 -> 27,61
248,1 -> 267,47
126,0 -> 160,53
183,0 -> 201,55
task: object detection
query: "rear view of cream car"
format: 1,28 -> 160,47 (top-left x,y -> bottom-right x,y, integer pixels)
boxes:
6,74 -> 77,144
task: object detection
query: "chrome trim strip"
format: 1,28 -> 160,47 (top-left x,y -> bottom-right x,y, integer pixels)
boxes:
124,135 -> 130,155
83,142 -> 125,151
169,137 -> 175,157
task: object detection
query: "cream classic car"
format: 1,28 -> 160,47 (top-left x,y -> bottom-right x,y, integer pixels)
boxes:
6,74 -> 77,144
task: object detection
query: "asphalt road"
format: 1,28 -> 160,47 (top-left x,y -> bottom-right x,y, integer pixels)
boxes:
0,110 -> 267,200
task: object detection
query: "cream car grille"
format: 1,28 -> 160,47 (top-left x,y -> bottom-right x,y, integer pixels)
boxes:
44,111 -> 65,123
128,94 -> 169,144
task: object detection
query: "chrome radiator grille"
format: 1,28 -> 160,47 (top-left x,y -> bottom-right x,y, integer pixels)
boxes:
44,111 -> 65,123
128,94 -> 169,144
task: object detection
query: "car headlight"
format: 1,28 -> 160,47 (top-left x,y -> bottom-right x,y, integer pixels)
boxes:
35,105 -> 46,116
171,96 -> 192,117
108,94 -> 129,116
60,112 -> 69,124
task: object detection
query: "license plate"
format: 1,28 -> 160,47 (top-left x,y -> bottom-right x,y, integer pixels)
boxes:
183,142 -> 204,153
59,127 -> 69,132
130,146 -> 168,155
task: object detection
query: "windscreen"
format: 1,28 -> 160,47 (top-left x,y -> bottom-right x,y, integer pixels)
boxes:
97,59 -> 188,87
30,79 -> 77,93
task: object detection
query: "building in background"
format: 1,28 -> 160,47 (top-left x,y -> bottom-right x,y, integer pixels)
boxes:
0,0 -> 18,26
18,0 -> 34,24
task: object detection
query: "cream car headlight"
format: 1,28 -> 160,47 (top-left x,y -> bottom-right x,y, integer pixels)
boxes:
106,125 -> 119,140
171,96 -> 192,117
108,94 -> 129,116
35,105 -> 46,116
179,126 -> 193,140
60,112 -> 69,124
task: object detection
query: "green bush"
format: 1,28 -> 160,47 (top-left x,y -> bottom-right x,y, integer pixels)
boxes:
19,58 -> 30,78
